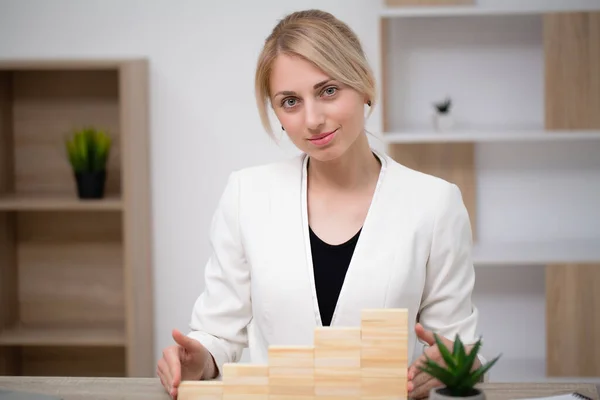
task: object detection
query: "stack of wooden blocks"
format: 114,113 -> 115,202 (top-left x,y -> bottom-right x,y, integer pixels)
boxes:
178,308 -> 408,400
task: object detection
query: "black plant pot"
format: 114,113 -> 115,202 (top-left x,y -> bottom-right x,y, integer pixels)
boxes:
75,170 -> 106,199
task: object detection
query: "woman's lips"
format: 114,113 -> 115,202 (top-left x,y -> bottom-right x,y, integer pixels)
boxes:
308,128 -> 338,146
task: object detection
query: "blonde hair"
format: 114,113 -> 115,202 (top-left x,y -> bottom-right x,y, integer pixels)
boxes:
255,9 -> 376,139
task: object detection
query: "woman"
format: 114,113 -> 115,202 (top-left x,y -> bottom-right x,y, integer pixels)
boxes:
157,9 -> 483,400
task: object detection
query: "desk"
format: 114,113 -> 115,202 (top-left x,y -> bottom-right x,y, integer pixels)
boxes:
0,377 -> 598,400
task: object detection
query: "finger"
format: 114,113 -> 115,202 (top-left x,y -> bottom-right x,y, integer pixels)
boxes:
415,323 -> 436,346
408,344 -> 440,379
413,363 -> 437,388
164,348 -> 181,388
158,357 -> 173,387
157,367 -> 175,399
411,377 -> 441,400
172,329 -> 201,352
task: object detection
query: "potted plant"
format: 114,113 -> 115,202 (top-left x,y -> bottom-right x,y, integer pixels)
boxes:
418,334 -> 501,400
65,127 -> 112,199
432,97 -> 454,131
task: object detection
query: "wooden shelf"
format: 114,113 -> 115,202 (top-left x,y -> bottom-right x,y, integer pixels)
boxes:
0,59 -> 154,378
382,130 -> 600,144
0,325 -> 125,347
492,358 -> 600,384
379,3 -> 600,18
473,240 -> 600,266
0,194 -> 122,211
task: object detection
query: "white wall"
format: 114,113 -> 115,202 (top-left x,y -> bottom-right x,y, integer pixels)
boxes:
0,0 -> 382,368
1,0 -> 599,384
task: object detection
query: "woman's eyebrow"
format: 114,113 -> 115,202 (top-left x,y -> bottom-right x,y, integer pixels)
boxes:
273,78 -> 334,98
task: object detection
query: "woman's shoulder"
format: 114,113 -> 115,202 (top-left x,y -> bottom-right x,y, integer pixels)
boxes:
234,152 -> 305,181
381,151 -> 458,197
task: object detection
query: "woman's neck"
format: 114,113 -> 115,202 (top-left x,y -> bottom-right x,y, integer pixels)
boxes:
307,133 -> 381,192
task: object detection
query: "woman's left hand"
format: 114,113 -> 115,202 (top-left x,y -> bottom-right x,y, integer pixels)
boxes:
407,323 -> 481,399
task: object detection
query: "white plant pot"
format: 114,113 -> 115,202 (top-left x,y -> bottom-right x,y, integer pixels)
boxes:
433,113 -> 454,131
429,387 -> 486,400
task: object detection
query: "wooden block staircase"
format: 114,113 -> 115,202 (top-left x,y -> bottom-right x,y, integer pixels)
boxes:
178,309 -> 409,400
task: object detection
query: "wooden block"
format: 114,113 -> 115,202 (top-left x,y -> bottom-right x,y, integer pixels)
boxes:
223,363 -> 269,400
314,327 -> 361,398
269,346 -> 314,399
361,309 -> 408,329
362,376 -> 407,400
361,309 -> 409,378
269,345 -> 314,368
269,377 -> 314,395
314,327 -> 361,368
178,380 -> 223,400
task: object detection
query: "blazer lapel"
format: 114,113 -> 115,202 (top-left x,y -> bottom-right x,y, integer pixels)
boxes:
300,150 -> 398,328
329,150 -> 398,326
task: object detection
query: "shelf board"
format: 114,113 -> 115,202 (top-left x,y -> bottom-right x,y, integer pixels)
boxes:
0,58 -> 141,70
0,325 -> 126,347
473,240 -> 600,266
492,357 -> 600,384
379,4 -> 600,18
381,130 -> 600,144
0,194 -> 122,211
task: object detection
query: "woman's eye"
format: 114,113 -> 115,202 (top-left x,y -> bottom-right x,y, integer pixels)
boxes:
323,86 -> 337,96
283,98 -> 297,107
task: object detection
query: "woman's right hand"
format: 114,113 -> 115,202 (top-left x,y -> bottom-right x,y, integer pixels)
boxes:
157,328 -> 217,399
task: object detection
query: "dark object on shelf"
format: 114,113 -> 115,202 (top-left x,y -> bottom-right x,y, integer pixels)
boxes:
75,170 -> 107,199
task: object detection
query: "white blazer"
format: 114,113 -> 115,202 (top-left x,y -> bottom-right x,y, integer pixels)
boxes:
187,148 -> 481,377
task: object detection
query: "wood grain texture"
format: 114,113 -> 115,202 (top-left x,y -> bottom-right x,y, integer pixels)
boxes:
16,212 -> 124,328
0,193 -> 122,210
384,0 -> 473,6
268,345 -> 314,399
19,347 -> 126,377
0,213 -> 18,375
314,327 -> 361,398
0,59 -> 154,378
0,325 -> 125,346
544,11 -> 600,378
223,364 -> 269,400
546,263 -> 600,376
179,381 -> 223,400
544,12 -> 600,129
0,378 -> 597,400
120,59 -> 155,377
0,71 -> 19,375
361,310 -> 408,398
0,71 -> 14,194
388,143 -> 477,238
11,70 -> 121,196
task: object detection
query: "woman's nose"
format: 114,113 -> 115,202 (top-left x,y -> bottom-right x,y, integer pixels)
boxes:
304,100 -> 325,131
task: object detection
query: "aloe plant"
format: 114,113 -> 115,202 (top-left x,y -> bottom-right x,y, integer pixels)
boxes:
434,97 -> 452,114
65,127 -> 112,173
418,334 -> 501,397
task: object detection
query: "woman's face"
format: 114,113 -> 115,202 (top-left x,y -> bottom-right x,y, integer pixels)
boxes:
269,54 -> 367,162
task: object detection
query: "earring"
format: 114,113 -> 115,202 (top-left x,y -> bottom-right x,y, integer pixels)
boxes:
367,100 -> 372,107
281,126 -> 285,131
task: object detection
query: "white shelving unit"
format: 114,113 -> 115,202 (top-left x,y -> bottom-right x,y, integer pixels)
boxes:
382,130 -> 600,144
380,2 -> 600,18
378,0 -> 600,383
472,239 -> 600,267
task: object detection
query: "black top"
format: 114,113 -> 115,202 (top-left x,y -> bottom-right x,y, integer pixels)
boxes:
309,226 -> 361,326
